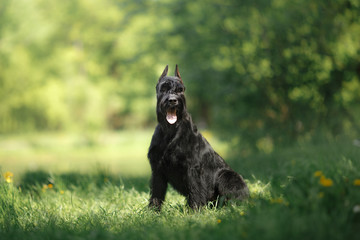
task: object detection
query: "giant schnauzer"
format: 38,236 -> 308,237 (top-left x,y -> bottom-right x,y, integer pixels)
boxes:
148,65 -> 249,211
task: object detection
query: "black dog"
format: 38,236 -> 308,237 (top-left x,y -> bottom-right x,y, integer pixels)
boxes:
148,65 -> 249,211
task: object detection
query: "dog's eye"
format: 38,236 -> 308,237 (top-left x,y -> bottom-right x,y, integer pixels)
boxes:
160,84 -> 170,93
176,87 -> 184,93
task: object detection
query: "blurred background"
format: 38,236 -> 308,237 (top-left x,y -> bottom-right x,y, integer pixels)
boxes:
0,0 -> 359,178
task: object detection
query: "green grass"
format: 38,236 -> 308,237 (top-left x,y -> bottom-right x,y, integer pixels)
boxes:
0,130 -> 155,179
1,131 -> 360,239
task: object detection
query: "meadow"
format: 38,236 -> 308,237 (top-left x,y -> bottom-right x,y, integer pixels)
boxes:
1,130 -> 360,240
1,1 -> 359,239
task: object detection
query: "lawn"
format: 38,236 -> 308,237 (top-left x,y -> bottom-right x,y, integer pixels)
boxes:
1,130 -> 360,239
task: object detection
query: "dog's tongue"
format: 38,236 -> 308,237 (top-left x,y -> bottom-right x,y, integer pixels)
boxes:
166,108 -> 177,124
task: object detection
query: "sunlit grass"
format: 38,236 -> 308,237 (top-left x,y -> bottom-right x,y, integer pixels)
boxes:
0,172 -> 263,239
0,130 -> 155,180
1,131 -> 360,239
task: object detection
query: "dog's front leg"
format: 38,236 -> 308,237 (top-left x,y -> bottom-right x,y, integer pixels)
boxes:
187,167 -> 208,210
149,172 -> 167,211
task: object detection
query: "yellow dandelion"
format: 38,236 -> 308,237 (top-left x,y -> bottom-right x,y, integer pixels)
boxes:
217,219 -> 221,224
48,183 -> 53,189
319,176 -> 333,187
42,184 -> 48,192
314,171 -> 323,177
4,171 -> 14,183
353,179 -> 360,186
60,190 -> 65,194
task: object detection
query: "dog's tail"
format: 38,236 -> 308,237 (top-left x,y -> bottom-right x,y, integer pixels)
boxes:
216,169 -> 249,200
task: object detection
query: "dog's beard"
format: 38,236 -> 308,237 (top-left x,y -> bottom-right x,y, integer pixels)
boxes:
166,107 -> 177,124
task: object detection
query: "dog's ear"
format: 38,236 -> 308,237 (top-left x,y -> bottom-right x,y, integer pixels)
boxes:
159,65 -> 168,81
175,64 -> 183,84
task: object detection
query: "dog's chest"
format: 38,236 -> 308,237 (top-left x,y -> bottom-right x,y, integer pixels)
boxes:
162,148 -> 190,194
162,146 -> 188,169
159,140 -> 188,167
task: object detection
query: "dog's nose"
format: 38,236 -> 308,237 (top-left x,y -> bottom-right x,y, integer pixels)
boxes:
169,97 -> 178,105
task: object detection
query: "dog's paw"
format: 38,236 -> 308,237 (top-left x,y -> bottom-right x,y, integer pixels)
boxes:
148,198 -> 163,212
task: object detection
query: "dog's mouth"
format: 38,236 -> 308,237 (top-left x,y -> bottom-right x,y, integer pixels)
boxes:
166,107 -> 177,125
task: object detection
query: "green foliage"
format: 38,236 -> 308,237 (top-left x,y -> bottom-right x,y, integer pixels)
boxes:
0,0 -> 359,149
160,0 -> 360,148
0,0 -> 164,132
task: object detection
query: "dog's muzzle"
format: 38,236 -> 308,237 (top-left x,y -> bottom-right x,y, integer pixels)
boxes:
166,108 -> 177,124
166,95 -> 178,125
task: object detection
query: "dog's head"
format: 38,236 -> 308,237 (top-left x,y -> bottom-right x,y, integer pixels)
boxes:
156,65 -> 186,125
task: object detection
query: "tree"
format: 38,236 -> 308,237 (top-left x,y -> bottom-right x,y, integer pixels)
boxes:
159,0 -> 360,150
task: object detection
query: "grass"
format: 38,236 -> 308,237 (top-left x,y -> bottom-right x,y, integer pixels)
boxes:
1,130 -> 360,239
0,130 -> 154,178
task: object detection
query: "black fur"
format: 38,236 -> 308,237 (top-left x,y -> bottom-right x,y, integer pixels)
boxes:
148,65 -> 249,211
